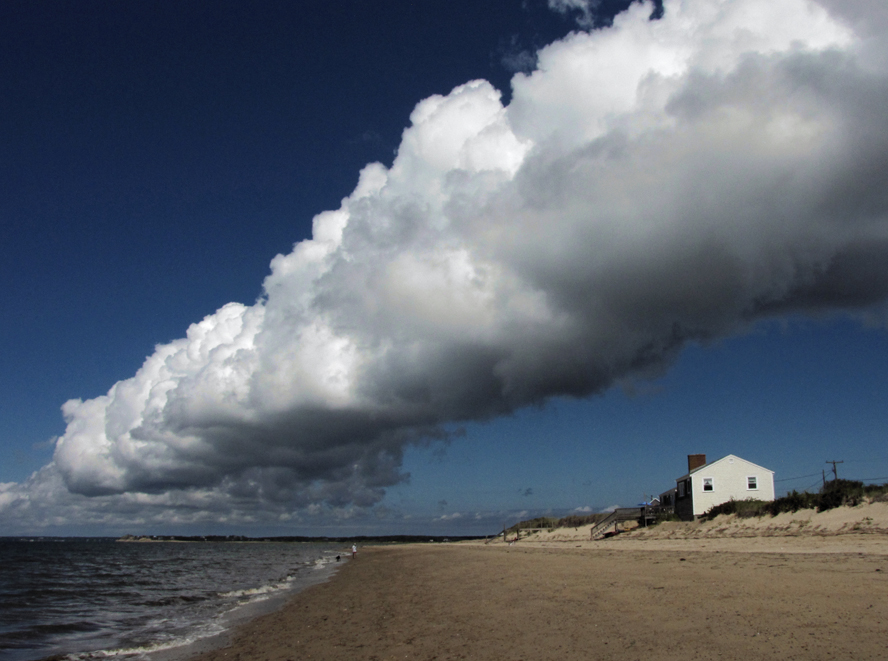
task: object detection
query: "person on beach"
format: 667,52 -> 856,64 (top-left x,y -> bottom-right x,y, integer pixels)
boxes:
352,544 -> 357,559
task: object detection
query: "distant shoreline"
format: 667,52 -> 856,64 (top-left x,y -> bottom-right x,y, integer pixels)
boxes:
114,533 -> 487,543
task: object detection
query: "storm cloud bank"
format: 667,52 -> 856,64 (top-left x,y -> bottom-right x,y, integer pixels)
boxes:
5,0 -> 888,526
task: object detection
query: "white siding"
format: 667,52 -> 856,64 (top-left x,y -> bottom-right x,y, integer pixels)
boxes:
691,455 -> 775,517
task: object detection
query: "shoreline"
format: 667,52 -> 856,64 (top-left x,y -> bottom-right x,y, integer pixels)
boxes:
136,561 -> 343,661
26,544 -> 350,661
135,549 -> 353,661
183,535 -> 888,661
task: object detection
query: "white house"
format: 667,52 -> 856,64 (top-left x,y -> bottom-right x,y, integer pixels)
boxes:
674,454 -> 775,521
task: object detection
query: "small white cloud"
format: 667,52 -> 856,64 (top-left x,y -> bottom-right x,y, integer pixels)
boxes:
547,0 -> 601,27
31,436 -> 58,451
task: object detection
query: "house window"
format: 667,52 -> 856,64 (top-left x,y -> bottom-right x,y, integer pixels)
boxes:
702,477 -> 714,492
678,481 -> 686,497
747,476 -> 758,490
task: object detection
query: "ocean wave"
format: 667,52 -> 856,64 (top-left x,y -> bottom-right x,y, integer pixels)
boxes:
217,577 -> 295,600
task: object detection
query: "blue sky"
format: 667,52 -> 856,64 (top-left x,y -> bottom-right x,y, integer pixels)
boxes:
2,0 -> 887,536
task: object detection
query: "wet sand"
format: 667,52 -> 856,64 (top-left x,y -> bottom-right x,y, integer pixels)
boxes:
186,537 -> 888,661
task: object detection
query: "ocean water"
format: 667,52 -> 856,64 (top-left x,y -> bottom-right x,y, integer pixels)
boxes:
0,538 -> 344,661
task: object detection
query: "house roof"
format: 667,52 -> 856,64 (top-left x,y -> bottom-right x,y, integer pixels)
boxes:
675,453 -> 774,482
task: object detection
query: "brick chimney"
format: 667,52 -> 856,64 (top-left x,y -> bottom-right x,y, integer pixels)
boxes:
687,454 -> 706,472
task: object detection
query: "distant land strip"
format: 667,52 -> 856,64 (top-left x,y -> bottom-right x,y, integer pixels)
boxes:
115,534 -> 486,543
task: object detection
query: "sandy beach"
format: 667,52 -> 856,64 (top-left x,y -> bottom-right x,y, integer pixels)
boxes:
186,505 -> 888,661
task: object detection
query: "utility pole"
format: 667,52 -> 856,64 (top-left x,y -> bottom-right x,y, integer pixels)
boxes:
825,460 -> 844,481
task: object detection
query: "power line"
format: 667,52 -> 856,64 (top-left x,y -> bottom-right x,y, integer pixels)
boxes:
775,472 -> 821,483
802,479 -> 823,492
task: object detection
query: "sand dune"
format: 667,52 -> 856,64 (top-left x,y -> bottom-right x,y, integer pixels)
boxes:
511,500 -> 888,555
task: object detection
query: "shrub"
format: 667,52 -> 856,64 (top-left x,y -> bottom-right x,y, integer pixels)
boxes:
702,480 -> 886,520
704,498 -> 768,519
508,512 -> 613,533
555,513 -> 609,528
817,479 -> 864,511
864,483 -> 888,499
507,516 -> 559,533
762,489 -> 818,515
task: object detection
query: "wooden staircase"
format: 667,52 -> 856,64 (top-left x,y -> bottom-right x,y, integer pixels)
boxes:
590,506 -> 673,539
589,508 -> 642,539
